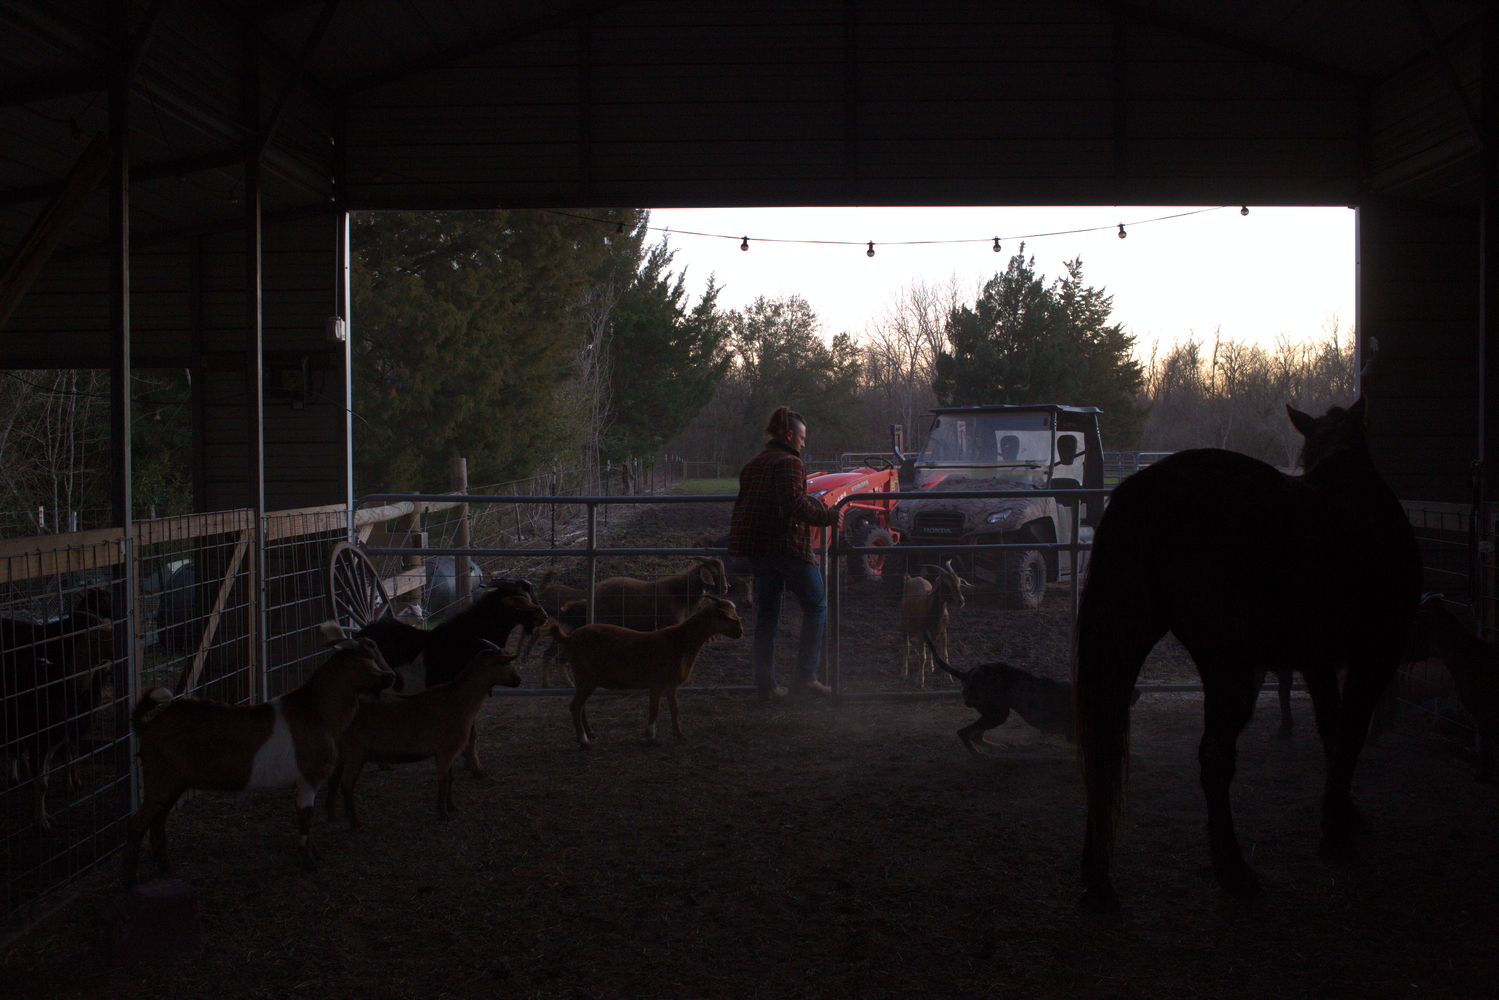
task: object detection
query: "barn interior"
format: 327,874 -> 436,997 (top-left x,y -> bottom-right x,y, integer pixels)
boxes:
0,0 -> 1494,940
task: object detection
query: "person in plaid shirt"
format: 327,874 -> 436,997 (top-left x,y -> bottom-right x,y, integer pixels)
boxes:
728,406 -> 843,698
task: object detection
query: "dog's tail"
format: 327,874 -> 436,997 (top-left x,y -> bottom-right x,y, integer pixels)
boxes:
923,632 -> 968,682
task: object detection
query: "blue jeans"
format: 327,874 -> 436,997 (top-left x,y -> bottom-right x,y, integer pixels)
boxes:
748,555 -> 828,689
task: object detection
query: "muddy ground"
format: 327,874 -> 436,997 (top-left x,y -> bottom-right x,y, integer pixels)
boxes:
3,500 -> 1496,999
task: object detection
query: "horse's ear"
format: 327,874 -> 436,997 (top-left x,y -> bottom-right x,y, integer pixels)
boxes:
1347,396 -> 1367,422
1286,405 -> 1316,437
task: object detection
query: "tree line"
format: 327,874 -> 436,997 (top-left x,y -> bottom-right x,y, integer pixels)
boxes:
0,212 -> 1358,530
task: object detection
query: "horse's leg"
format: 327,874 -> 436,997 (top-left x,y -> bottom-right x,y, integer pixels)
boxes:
1276,668 -> 1295,738
1302,665 -> 1340,761
1198,666 -> 1261,895
1078,630 -> 1161,913
1318,652 -> 1400,860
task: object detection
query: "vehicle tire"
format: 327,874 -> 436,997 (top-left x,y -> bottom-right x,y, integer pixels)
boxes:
846,525 -> 895,581
1003,549 -> 1046,609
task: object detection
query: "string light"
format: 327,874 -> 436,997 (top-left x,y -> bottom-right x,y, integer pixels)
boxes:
540,206 -> 1231,253
1241,205 -> 1249,216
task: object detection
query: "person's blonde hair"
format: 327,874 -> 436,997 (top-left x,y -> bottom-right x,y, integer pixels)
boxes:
765,406 -> 805,440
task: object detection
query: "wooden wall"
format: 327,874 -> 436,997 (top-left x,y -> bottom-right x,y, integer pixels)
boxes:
3,211 -> 350,514
1358,196 -> 1479,503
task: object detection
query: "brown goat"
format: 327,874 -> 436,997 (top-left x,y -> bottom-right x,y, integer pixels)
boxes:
535,559 -> 729,684
542,597 -> 743,748
328,641 -> 522,826
122,638 -> 395,886
901,561 -> 971,687
592,558 -> 729,631
1415,594 -> 1499,782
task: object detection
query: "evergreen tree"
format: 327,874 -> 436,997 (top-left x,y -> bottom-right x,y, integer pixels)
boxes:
934,248 -> 1145,446
603,239 -> 731,461
728,294 -> 864,458
351,209 -> 641,492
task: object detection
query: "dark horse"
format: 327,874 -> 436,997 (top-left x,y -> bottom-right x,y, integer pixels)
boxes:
1074,399 -> 1422,911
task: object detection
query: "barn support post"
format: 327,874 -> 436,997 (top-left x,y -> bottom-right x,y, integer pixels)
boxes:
244,22 -> 266,696
1480,8 -> 1499,619
586,502 -> 597,625
107,4 -> 137,817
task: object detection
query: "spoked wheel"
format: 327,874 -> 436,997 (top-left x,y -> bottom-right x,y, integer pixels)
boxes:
325,540 -> 393,629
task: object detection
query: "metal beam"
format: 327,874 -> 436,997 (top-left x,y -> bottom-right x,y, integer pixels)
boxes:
1408,0 -> 1485,155
0,71 -> 110,108
340,0 -> 633,93
0,133 -> 111,328
843,0 -> 858,198
108,23 -> 131,532
256,0 -> 341,158
1077,1 -> 1368,85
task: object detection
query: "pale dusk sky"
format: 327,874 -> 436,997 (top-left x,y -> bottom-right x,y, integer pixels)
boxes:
647,205 -> 1357,353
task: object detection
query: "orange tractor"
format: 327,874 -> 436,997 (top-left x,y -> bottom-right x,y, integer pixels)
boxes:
803,457 -> 907,580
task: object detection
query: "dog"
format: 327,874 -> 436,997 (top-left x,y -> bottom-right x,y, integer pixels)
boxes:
924,633 -> 1139,753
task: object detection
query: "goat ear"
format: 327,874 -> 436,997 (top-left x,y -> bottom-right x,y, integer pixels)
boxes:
329,638 -> 362,651
1286,405 -> 1316,436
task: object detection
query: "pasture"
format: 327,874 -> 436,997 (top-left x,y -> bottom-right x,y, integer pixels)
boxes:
3,498 -> 1495,998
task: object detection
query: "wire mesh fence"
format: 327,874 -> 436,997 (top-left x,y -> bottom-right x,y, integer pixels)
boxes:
1,486 -> 1489,921
1,534 -> 131,918
1397,500 -> 1493,763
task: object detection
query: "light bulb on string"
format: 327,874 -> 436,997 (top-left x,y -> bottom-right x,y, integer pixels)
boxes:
615,220 -> 625,234
866,241 -> 875,258
1117,223 -> 1126,239
740,236 -> 749,251
1240,205 -> 1249,216
992,237 -> 1001,253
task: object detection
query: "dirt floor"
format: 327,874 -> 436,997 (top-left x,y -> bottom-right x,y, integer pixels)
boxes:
3,499 -> 1497,999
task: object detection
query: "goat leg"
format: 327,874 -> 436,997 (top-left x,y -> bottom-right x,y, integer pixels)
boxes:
667,687 -> 685,740
341,757 -> 367,829
645,689 -> 662,744
295,778 -> 319,870
150,791 -> 183,872
462,722 -> 491,781
570,688 -> 594,749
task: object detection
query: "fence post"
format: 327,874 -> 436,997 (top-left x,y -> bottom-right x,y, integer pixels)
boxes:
395,502 -> 422,617
586,502 -> 597,625
451,456 -> 470,605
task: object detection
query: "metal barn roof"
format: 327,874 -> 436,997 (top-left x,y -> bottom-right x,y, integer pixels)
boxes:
0,0 -> 1493,510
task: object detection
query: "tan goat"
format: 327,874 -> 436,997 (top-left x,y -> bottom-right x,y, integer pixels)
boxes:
542,597 -> 743,748
327,640 -> 523,826
901,561 -> 971,687
122,638 -> 395,886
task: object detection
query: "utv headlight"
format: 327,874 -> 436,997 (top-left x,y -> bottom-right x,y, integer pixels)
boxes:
891,506 -> 910,525
809,489 -> 829,498
986,510 -> 1013,524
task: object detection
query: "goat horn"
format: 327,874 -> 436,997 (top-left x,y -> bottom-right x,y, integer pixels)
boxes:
478,638 -> 503,651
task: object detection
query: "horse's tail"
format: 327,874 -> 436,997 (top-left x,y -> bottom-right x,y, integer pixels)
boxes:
1073,486 -> 1158,903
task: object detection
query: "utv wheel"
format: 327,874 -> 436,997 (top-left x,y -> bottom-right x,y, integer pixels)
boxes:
1003,549 -> 1046,609
846,525 -> 894,580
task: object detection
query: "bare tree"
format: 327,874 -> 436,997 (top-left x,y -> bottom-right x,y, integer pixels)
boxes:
858,275 -> 966,447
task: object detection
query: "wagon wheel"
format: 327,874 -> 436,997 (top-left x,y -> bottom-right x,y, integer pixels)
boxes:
324,540 -> 393,629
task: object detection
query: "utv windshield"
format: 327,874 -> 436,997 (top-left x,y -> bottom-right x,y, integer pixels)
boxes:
917,413 -> 1085,485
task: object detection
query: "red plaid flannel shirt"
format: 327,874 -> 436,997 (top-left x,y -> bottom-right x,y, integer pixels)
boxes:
727,441 -> 839,564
